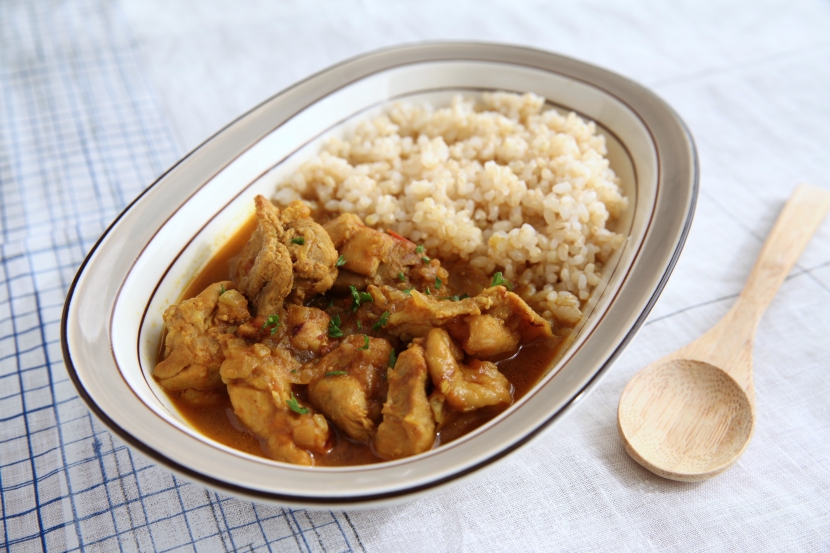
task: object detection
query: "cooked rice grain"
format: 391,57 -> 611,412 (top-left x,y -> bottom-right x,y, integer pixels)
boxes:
274,92 -> 628,324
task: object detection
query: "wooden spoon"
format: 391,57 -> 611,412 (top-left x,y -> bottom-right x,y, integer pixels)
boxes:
617,184 -> 830,482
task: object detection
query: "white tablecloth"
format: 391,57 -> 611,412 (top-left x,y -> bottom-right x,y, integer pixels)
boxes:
1,0 -> 828,550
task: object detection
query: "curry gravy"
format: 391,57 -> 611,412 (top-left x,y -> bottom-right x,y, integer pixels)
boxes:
163,217 -> 569,466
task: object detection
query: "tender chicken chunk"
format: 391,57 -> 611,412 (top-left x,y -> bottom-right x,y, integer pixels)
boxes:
363,285 -> 484,340
361,285 -> 552,355
324,214 -> 421,286
424,328 -> 512,412
306,335 -> 391,442
285,305 -> 332,359
374,343 -> 436,459
220,339 -> 330,465
154,281 -> 248,391
477,286 -> 553,343
281,201 -> 339,303
230,195 -> 294,317
446,314 -> 520,358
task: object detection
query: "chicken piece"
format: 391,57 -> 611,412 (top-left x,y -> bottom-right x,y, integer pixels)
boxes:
154,281 -> 248,391
363,285 -> 484,340
321,212 -> 364,247
323,214 -> 420,285
281,201 -> 339,303
220,339 -> 330,465
476,286 -> 553,343
446,314 -> 520,358
306,335 -> 391,442
424,328 -> 512,412
230,195 -> 294,317
362,284 -> 551,355
285,304 -> 332,359
374,343 -> 436,460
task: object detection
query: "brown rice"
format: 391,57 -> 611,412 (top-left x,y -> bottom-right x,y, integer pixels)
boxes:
273,92 -> 628,324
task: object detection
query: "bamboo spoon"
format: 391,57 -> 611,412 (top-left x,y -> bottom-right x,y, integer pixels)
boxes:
617,184 -> 830,482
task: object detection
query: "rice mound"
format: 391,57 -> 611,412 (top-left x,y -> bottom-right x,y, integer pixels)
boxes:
273,92 -> 628,324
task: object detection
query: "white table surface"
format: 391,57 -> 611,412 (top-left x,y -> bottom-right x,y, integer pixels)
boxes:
2,0 -> 828,551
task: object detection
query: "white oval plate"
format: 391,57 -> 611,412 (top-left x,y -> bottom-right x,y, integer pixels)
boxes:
61,43 -> 697,509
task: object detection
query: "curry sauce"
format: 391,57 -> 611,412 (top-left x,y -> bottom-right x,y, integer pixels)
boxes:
159,206 -> 571,466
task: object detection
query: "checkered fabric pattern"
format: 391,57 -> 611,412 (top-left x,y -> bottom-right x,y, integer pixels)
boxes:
0,1 -> 364,551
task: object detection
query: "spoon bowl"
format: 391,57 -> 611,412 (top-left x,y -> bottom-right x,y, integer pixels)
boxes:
618,184 -> 830,482
618,359 -> 754,481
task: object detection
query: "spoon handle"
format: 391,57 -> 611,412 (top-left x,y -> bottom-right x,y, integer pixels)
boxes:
732,184 -> 830,325
677,184 -> 830,387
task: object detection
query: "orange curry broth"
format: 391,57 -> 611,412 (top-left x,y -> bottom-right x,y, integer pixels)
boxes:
160,216 -> 571,466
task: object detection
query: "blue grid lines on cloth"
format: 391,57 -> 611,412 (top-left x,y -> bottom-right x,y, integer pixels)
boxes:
0,1 -> 365,552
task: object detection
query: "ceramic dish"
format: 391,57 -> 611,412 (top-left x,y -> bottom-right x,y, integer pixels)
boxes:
61,42 -> 697,509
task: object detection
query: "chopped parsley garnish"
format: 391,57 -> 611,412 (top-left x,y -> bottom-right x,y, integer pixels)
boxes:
425,287 -> 431,296
359,335 -> 370,350
446,295 -> 460,302
326,298 -> 334,309
415,245 -> 424,254
336,255 -> 347,267
261,314 -> 281,335
421,256 -> 431,264
326,371 -> 348,377
286,392 -> 308,415
357,320 -> 362,330
434,277 -> 442,289
349,285 -> 373,311
328,314 -> 344,338
219,284 -> 226,295
490,271 -> 512,290
372,311 -> 390,330
459,293 -> 470,300
388,348 -> 397,368
291,236 -> 305,245
402,288 -> 413,295
398,272 -> 405,282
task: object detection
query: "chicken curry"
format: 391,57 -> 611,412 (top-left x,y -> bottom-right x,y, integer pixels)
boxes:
153,195 -> 573,466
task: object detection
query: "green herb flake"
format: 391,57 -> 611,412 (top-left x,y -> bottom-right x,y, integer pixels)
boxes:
359,335 -> 370,350
336,255 -> 347,267
490,272 -> 513,289
261,314 -> 281,335
349,286 -> 374,311
326,370 -> 348,377
357,320 -> 363,330
328,314 -> 344,338
434,277 -> 442,289
372,311 -> 390,330
421,256 -> 431,264
326,299 -> 334,309
425,287 -> 431,296
286,392 -> 308,415
415,245 -> 425,254
291,236 -> 305,245
459,293 -> 470,300
402,288 -> 413,295
349,286 -> 360,310
398,272 -> 405,282
219,284 -> 226,295
447,295 -> 459,302
388,348 -> 397,368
